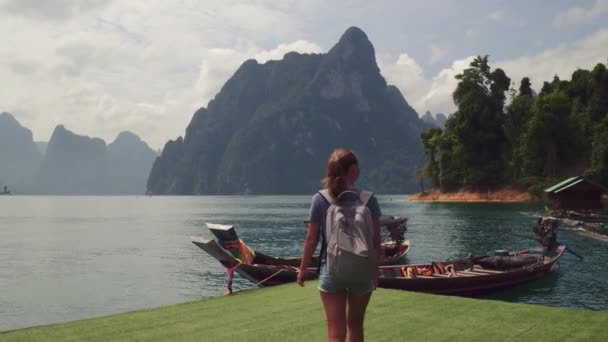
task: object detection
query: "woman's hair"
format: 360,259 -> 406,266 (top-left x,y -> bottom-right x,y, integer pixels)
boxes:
322,148 -> 359,198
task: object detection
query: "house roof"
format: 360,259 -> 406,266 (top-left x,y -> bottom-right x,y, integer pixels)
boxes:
544,176 -> 608,194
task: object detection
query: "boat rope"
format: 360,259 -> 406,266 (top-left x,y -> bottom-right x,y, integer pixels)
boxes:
253,269 -> 285,287
224,265 -> 286,296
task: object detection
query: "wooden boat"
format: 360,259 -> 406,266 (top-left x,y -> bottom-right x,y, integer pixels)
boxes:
376,217 -> 567,295
191,217 -> 410,291
192,236 -> 565,295
377,246 -> 565,295
203,218 -> 410,267
194,216 -> 567,295
191,237 -> 308,287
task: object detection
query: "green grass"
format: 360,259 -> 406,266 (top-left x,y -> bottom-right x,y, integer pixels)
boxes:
1,282 -> 607,341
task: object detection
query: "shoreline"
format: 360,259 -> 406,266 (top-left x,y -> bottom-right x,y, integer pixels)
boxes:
1,283 -> 607,341
408,187 -> 539,203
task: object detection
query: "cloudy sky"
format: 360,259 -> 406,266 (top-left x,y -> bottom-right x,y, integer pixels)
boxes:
1,0 -> 608,148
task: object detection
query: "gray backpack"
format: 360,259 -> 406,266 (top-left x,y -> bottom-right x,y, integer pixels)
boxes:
319,189 -> 377,283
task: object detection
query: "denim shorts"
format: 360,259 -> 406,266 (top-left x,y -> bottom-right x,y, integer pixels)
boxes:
317,263 -> 375,295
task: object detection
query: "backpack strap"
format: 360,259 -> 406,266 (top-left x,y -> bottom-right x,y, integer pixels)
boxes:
359,190 -> 373,206
323,189 -> 373,205
316,189 -> 333,272
319,189 -> 335,204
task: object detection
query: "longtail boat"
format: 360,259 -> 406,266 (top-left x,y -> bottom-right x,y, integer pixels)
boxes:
192,236 -> 565,295
191,217 -> 409,292
377,245 -> 565,295
191,237 -> 309,287
193,217 -> 570,295
202,216 -> 410,267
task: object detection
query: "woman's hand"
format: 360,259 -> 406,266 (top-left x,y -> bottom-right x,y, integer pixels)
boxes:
299,222 -> 320,288
297,268 -> 307,287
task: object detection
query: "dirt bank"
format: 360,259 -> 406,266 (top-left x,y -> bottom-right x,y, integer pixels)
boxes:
408,187 -> 539,202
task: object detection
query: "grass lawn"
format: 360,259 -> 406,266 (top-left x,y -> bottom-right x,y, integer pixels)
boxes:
1,282 -> 607,341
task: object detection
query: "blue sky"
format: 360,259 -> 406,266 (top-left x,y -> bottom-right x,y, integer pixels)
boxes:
1,0 -> 607,148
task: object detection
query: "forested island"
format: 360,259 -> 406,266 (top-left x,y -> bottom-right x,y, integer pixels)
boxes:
412,56 -> 608,201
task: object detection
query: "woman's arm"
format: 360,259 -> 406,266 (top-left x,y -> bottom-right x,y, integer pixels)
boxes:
373,218 -> 381,260
373,218 -> 381,288
298,222 -> 320,286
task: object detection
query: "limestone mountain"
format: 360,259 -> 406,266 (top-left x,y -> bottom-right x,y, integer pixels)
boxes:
0,112 -> 41,192
106,131 -> 158,194
37,126 -> 157,194
421,111 -> 447,129
37,125 -> 108,194
147,27 -> 431,195
35,141 -> 48,155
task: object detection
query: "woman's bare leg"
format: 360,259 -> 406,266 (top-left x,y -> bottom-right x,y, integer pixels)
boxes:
320,291 -> 348,342
346,291 -> 372,342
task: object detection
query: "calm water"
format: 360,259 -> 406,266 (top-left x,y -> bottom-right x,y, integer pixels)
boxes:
1,196 -> 607,331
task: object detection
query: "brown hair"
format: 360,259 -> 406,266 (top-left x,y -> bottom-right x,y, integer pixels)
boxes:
322,148 -> 359,198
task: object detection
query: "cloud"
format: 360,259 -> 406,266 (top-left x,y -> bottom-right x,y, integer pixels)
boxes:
0,36 -> 321,148
2,0 -> 608,150
0,0 -> 111,20
553,0 -> 608,27
496,29 -> 608,91
429,44 -> 445,64
488,10 -> 506,21
378,53 -> 474,115
377,29 -> 608,118
253,40 -> 323,62
215,3 -> 293,36
465,28 -> 479,41
0,0 -> 321,148
377,53 -> 430,112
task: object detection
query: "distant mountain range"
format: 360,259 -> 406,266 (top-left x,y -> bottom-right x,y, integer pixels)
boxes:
0,112 -> 157,195
421,111 -> 447,129
0,112 -> 41,192
35,141 -> 48,155
147,27 -> 432,195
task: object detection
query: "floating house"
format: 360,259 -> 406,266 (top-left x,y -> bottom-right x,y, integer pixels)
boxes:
544,176 -> 608,211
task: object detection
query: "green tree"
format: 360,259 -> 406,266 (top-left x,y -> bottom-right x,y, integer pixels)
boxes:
521,92 -> 577,178
587,64 -> 608,123
450,55 -> 510,185
506,78 -> 534,141
585,114 -> 608,186
436,128 -> 467,188
505,78 -> 535,180
518,77 -> 533,97
412,165 -> 426,193
421,128 -> 443,188
418,58 -> 608,194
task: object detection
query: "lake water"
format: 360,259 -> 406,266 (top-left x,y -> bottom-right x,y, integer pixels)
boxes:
1,196 -> 607,331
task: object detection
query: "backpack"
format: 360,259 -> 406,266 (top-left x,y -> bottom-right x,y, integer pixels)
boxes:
319,189 -> 377,283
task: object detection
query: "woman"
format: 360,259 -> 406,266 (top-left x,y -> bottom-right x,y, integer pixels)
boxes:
298,148 -> 382,342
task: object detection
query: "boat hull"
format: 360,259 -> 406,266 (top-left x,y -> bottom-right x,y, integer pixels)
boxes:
192,236 -> 565,295
378,246 -> 564,295
379,263 -> 556,295
191,237 -> 317,286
